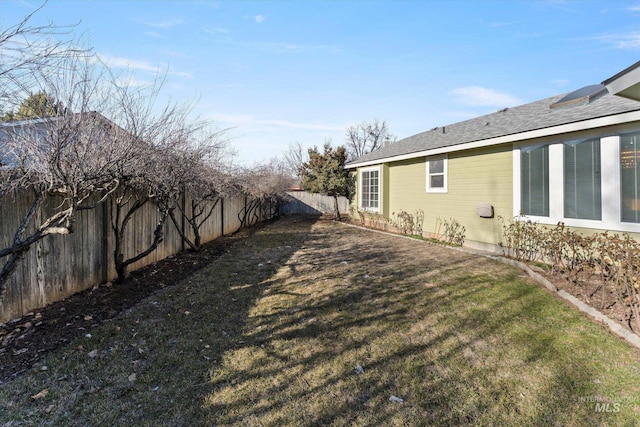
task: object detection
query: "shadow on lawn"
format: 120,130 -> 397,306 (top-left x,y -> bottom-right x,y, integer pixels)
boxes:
200,222 -> 613,426
138,216 -> 326,425
0,217 -> 322,426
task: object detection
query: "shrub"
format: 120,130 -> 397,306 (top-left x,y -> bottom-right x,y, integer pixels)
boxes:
498,215 -> 640,331
355,208 -> 465,247
390,209 -> 424,236
435,217 -> 466,246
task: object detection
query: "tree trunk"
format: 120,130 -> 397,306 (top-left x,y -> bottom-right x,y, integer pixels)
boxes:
169,209 -> 197,251
0,250 -> 29,294
333,195 -> 341,221
114,209 -> 168,283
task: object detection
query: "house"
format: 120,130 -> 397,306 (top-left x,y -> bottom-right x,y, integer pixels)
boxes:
346,62 -> 640,253
0,117 -> 51,169
0,112 -> 129,171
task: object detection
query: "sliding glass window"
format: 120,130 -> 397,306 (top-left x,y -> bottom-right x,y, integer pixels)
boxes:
564,138 -> 601,220
521,145 -> 549,216
621,132 -> 640,223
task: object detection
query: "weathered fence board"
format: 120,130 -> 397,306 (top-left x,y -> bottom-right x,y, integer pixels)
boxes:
280,191 -> 349,215
223,195 -> 244,235
0,190 -> 275,322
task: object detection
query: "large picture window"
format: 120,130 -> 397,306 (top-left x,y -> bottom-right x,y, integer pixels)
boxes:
520,145 -> 549,216
360,168 -> 380,211
621,132 -> 640,223
564,138 -> 601,220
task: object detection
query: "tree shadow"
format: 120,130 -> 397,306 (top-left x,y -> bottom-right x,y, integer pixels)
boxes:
9,216 -> 636,426
198,222 -> 624,426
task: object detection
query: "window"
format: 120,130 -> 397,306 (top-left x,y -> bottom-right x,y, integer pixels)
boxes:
564,138 -> 601,220
426,156 -> 447,192
360,168 -> 380,210
515,132 -> 640,231
520,145 -> 549,216
621,132 -> 640,223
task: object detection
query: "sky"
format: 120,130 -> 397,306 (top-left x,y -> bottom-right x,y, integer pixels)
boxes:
2,0 -> 640,165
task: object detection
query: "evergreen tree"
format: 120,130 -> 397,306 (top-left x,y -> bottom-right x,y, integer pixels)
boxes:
0,92 -> 65,122
300,142 -> 353,220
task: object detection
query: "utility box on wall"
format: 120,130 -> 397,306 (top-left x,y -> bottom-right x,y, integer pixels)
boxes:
476,203 -> 494,218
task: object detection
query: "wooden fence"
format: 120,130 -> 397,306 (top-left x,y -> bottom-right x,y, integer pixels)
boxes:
0,190 -> 275,322
279,191 -> 349,215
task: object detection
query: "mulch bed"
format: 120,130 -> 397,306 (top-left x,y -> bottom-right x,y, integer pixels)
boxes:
537,267 -> 634,332
0,226 -> 260,384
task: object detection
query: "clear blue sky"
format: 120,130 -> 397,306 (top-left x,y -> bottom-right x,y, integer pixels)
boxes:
2,0 -> 640,165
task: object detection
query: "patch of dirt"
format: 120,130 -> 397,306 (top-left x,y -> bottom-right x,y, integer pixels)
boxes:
0,226 -> 261,384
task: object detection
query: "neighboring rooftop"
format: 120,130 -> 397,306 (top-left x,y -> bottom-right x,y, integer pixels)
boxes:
0,113 -> 122,169
346,86 -> 640,168
0,118 -> 50,169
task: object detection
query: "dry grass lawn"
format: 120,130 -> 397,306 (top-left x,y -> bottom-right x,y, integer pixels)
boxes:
1,217 -> 640,426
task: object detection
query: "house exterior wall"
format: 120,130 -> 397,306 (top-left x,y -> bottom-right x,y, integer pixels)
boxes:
352,122 -> 640,251
385,144 -> 513,248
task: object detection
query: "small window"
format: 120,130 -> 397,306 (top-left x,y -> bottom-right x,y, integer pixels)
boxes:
360,168 -> 380,211
426,156 -> 447,192
521,145 -> 549,216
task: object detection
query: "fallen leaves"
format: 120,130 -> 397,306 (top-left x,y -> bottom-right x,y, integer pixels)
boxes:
31,389 -> 48,400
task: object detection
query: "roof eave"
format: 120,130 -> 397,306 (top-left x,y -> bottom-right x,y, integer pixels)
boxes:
345,109 -> 640,169
603,61 -> 640,102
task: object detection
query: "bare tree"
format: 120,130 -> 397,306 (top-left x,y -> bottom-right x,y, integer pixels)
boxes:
233,159 -> 294,228
167,129 -> 232,251
0,3 -> 236,288
282,141 -> 307,181
345,119 -> 395,160
0,1 -> 85,111
0,55 -> 131,292
0,4 -> 104,292
107,79 -> 209,281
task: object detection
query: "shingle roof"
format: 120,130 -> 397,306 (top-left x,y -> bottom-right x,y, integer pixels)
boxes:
0,113 -> 122,169
0,118 -> 49,168
346,89 -> 640,167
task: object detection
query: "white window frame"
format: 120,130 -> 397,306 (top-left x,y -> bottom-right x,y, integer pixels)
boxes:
563,137 -> 602,221
519,144 -> 550,217
513,132 -> 640,233
359,166 -> 381,212
426,155 -> 448,193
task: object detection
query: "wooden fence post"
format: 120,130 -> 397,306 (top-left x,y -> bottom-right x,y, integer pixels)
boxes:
220,197 -> 225,237
180,188 -> 186,252
101,197 -> 110,283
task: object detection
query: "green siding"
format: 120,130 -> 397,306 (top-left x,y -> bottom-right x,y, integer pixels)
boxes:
353,141 -> 640,248
386,144 -> 513,245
